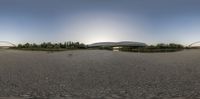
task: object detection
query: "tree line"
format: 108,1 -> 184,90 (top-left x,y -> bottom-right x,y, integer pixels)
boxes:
119,43 -> 184,52
14,42 -> 185,52
146,43 -> 184,49
17,42 -> 87,49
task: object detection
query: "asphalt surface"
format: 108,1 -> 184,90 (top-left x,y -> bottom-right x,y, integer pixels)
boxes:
0,49 -> 200,99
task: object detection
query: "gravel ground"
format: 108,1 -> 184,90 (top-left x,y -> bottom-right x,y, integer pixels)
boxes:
0,49 -> 200,99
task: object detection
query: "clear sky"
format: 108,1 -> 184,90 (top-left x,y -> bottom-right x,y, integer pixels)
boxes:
0,0 -> 200,45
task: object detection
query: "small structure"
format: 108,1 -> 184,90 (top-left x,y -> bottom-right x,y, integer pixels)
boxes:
113,47 -> 122,51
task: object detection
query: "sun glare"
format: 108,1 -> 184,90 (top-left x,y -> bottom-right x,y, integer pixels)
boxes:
60,12 -> 143,44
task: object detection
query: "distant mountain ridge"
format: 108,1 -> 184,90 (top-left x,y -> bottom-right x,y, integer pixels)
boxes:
89,41 -> 147,47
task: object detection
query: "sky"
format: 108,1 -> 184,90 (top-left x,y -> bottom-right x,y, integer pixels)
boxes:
0,0 -> 200,45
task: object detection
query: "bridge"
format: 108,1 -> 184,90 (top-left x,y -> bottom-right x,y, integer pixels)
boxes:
188,41 -> 200,48
0,41 -> 16,48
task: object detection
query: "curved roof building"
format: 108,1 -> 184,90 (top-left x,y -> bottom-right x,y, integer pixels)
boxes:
89,41 -> 147,47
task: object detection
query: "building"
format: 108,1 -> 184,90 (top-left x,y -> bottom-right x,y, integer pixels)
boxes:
89,41 -> 147,51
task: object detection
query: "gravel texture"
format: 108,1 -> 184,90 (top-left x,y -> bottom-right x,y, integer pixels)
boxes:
0,49 -> 200,99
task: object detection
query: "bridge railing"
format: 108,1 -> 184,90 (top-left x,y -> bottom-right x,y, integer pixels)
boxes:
188,41 -> 200,48
0,41 -> 16,48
